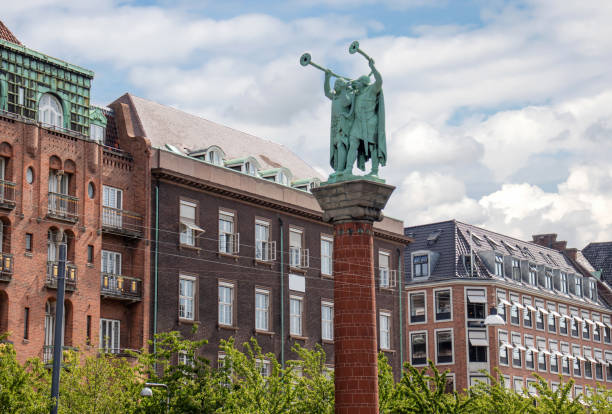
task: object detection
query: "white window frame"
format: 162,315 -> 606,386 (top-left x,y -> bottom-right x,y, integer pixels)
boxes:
498,330 -> 510,366
179,274 -> 196,321
435,328 -> 454,365
101,250 -> 121,275
513,377 -> 524,394
466,288 -> 487,320
90,123 -> 105,142
289,228 -> 307,268
409,290 -> 427,325
434,288 -> 453,322
410,330 -> 428,366
38,93 -> 63,128
321,235 -> 333,276
219,210 -> 238,254
255,288 -> 270,332
290,295 -> 304,337
218,281 -> 235,326
379,311 -> 391,350
378,250 -> 391,288
179,200 -> 198,246
494,254 -> 504,277
99,318 -> 120,354
321,300 -> 334,341
496,289 -> 508,322
411,251 -> 430,278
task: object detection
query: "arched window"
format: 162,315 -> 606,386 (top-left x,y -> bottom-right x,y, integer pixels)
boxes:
38,94 -> 63,128
278,171 -> 289,186
207,149 -> 222,166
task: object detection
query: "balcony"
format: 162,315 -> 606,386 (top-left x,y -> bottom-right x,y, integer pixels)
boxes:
45,261 -> 77,291
102,207 -> 144,239
47,192 -> 79,223
0,252 -> 13,282
100,273 -> 142,301
42,345 -> 77,364
0,180 -> 16,210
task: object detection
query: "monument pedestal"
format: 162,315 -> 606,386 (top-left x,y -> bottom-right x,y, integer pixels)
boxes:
312,179 -> 395,414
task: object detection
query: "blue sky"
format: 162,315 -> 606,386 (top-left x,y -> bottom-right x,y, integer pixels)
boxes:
4,0 -> 612,246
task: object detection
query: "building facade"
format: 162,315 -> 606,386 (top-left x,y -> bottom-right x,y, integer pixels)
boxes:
0,24 -> 150,362
106,93 -> 410,376
583,242 -> 612,286
404,220 -> 612,396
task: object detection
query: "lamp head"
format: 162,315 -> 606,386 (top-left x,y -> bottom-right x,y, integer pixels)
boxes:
140,387 -> 153,397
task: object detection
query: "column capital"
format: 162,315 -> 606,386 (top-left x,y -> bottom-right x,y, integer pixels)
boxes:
312,179 -> 395,224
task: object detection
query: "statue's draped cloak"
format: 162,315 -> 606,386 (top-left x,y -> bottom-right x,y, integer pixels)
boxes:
356,90 -> 386,171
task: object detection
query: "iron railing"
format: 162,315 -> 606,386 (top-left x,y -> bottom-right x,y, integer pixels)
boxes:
100,273 -> 142,300
47,192 -> 79,221
101,206 -> 144,237
46,261 -> 77,290
0,179 -> 16,206
42,345 -> 77,364
0,252 -> 13,281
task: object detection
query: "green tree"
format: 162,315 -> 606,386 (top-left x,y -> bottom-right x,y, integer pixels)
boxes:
0,341 -> 52,413
289,343 -> 334,414
466,371 -> 535,414
531,374 -> 583,414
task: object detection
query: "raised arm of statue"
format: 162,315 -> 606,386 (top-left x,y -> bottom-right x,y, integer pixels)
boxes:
369,58 -> 382,93
324,70 -> 333,100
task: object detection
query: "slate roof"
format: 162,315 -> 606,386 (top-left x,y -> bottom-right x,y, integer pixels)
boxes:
583,242 -> 612,284
0,21 -> 21,45
111,94 -> 322,182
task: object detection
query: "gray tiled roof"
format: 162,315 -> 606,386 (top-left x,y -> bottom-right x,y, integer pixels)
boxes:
583,242 -> 612,284
111,94 -> 323,182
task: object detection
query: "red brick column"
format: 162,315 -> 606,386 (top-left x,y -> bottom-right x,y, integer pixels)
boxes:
312,179 -> 394,414
333,221 -> 378,413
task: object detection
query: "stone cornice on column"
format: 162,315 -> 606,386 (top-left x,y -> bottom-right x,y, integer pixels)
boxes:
311,179 -> 395,224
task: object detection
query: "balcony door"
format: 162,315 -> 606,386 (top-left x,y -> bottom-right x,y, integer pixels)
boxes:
102,186 -> 123,228
48,172 -> 70,214
43,301 -> 64,362
102,250 -> 122,292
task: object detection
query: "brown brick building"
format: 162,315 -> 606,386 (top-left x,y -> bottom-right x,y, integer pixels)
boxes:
404,220 -> 612,396
108,93 -> 410,375
0,25 -> 150,362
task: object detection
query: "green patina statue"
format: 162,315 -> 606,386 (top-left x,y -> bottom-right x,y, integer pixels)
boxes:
301,41 -> 386,183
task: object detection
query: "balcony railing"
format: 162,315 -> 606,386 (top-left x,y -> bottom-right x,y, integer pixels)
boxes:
0,179 -> 16,209
47,192 -> 79,222
0,252 -> 13,282
100,273 -> 142,300
101,206 -> 144,238
289,247 -> 309,269
42,345 -> 77,364
45,261 -> 77,291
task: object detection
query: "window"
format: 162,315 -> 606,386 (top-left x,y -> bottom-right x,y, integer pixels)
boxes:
290,296 -> 303,336
584,348 -> 593,379
526,380 -> 537,397
321,301 -> 333,341
409,292 -> 426,323
468,330 -> 488,363
470,375 -> 489,388
444,374 -> 455,393
604,315 -> 611,344
594,349 -> 604,380
535,300 -> 545,330
178,351 -> 194,367
436,330 -> 453,364
321,237 -> 333,276
87,245 -> 93,263
48,172 -> 71,216
99,318 -> 120,353
90,124 -> 105,142
435,289 -> 452,321
574,386 -> 583,400
547,303 -> 557,333
379,312 -> 391,350
510,294 -> 520,325
512,333 -> 523,368
86,315 -> 91,345
513,378 -> 524,394
570,309 -> 580,337
559,305 -> 568,335
411,332 -> 427,365
561,343 -> 570,375
587,279 -> 597,301
25,233 -> 32,252
605,352 -> 612,381
582,312 -> 590,340
544,269 -> 553,290
522,297 -> 532,327
179,275 -> 195,321
499,331 -> 510,365
494,254 -> 504,277
289,228 -> 306,268
466,289 -> 486,319
592,314 -> 601,342
549,341 -> 559,373
18,87 -> 24,105
219,210 -> 238,254
38,93 -> 63,128
560,272 -> 568,293
572,345 -> 582,376
219,283 -> 234,326
256,359 -> 271,377
26,167 -> 34,184
207,149 -> 222,165
413,254 -> 429,277
574,276 -> 582,296
496,290 -> 507,322
378,251 -> 391,288
255,289 -> 270,332
101,250 -> 121,275
102,186 -> 123,228
528,264 -> 537,286
525,336 -> 535,370
255,220 -> 273,261
179,200 -> 198,246
23,307 -> 29,340
511,259 -> 521,281
537,338 -> 547,371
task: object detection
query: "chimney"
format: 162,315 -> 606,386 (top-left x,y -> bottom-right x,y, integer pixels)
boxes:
532,234 -> 558,248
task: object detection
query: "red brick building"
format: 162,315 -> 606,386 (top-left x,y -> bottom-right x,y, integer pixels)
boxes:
0,23 -> 150,362
404,220 -> 612,397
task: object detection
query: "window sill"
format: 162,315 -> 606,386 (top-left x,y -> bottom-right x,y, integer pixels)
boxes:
290,335 -> 308,341
380,348 -> 395,354
24,252 -> 33,258
379,286 -> 395,292
180,244 -> 202,252
179,319 -> 198,325
218,324 -> 239,331
254,259 -> 274,268
22,339 -> 29,344
321,272 -> 333,280
86,263 -> 95,268
217,252 -> 239,261
254,330 -> 275,336
289,266 -> 307,274
322,339 -> 334,345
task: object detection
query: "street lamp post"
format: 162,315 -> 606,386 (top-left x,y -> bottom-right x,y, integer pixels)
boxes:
140,382 -> 169,413
50,240 -> 67,414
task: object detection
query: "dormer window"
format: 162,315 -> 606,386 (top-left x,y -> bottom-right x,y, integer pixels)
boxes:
38,93 -> 63,128
278,171 -> 288,186
90,124 -> 105,142
560,272 -> 568,293
413,254 -> 429,277
511,259 -> 521,281
587,279 -> 596,301
207,149 -> 222,166
574,276 -> 582,297
545,269 -> 553,290
244,161 -> 257,176
260,168 -> 292,186
494,254 -> 504,277
528,264 -> 537,286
